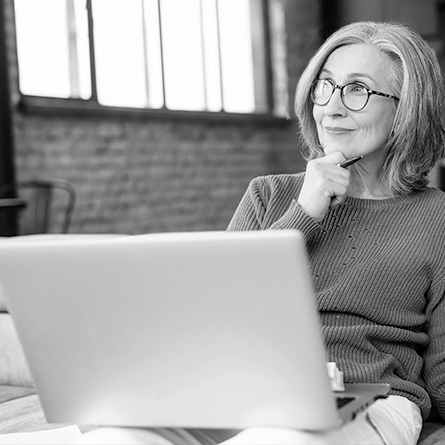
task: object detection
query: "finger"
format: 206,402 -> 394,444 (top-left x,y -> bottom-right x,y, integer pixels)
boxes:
329,182 -> 349,209
316,151 -> 347,166
307,160 -> 350,184
330,195 -> 347,209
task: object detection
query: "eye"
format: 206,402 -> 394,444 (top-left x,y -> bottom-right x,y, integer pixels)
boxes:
312,79 -> 333,97
345,83 -> 367,95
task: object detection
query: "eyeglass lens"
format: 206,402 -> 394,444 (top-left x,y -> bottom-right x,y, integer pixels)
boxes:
311,80 -> 369,111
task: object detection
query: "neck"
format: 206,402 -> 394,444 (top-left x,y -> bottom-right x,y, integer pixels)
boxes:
348,166 -> 393,200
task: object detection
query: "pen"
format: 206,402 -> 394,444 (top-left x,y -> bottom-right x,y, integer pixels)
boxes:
339,156 -> 363,168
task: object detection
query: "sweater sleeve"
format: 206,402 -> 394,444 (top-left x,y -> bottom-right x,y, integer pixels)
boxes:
423,273 -> 445,421
227,176 -> 320,241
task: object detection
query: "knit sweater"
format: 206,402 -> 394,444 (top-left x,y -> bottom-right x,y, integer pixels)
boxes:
227,172 -> 445,421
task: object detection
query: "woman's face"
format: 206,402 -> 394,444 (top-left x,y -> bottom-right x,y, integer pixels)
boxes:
312,44 -> 397,163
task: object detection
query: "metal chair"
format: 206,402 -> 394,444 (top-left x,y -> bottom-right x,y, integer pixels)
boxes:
0,179 -> 76,235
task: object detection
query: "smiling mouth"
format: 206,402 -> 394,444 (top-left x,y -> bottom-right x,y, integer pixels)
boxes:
324,126 -> 354,134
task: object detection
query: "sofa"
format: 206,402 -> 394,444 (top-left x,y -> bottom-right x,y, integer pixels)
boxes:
0,235 -> 445,444
0,278 -> 49,434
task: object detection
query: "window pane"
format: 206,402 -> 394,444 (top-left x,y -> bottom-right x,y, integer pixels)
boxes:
201,0 -> 222,112
218,0 -> 255,113
143,0 -> 164,109
74,0 -> 92,99
15,0 -> 71,97
160,0 -> 205,111
14,0 -> 270,115
92,0 -> 147,108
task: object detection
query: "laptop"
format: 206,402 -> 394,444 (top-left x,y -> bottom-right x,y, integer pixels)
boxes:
0,230 -> 389,431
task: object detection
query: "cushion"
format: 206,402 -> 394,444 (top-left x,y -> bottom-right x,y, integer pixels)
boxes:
0,394 -> 48,434
0,313 -> 33,387
0,385 -> 36,404
0,282 -> 7,312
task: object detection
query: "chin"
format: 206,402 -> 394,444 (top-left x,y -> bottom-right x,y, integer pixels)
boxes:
322,145 -> 347,156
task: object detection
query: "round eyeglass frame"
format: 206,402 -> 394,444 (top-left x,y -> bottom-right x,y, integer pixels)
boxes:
310,79 -> 400,111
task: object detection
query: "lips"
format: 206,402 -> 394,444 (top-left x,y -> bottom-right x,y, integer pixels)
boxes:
324,126 -> 354,134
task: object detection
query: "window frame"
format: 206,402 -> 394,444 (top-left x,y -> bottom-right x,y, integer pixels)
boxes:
13,0 -> 288,124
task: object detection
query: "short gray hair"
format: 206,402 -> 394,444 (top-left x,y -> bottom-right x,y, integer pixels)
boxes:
295,21 -> 445,194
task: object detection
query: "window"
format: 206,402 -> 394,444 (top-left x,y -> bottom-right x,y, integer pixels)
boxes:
14,0 -> 272,115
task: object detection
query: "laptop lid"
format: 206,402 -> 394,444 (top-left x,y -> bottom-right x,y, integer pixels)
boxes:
0,230 -> 388,431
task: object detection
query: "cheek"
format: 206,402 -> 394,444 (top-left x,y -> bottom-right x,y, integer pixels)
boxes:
312,105 -> 322,124
380,114 -> 395,139
312,107 -> 323,136
362,112 -> 395,141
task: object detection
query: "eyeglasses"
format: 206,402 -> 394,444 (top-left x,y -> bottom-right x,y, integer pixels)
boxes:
311,79 -> 399,111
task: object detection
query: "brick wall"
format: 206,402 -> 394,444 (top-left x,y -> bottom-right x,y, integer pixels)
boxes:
4,0 -> 322,234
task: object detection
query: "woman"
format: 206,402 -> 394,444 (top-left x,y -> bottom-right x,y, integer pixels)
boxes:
78,21 -> 445,445
226,21 -> 445,444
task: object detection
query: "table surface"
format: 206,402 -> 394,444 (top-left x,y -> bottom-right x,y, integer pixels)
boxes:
0,391 -> 94,436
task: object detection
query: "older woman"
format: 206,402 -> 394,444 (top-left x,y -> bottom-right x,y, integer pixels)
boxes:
226,21 -> 445,444
78,21 -> 445,445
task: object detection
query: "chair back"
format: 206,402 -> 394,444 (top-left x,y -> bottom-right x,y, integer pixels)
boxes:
0,179 -> 76,234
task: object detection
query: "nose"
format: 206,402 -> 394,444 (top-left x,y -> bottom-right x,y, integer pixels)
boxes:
324,87 -> 347,117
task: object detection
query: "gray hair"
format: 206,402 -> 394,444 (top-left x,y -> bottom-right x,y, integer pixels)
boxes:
295,21 -> 445,194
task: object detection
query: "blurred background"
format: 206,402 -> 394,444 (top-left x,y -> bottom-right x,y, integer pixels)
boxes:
0,0 -> 443,236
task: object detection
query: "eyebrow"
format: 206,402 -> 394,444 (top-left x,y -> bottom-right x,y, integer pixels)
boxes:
320,68 -> 375,83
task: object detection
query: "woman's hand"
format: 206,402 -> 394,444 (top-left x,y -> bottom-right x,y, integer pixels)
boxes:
297,152 -> 351,222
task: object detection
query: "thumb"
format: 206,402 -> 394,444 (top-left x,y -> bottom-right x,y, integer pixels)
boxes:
330,191 -> 348,210
317,151 -> 347,166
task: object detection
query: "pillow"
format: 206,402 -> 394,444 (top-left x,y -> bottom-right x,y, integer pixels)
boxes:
0,313 -> 34,387
0,282 -> 7,312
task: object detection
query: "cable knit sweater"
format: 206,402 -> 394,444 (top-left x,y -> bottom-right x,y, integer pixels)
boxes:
227,172 -> 445,421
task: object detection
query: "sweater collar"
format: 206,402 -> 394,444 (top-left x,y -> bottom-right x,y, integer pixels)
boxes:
342,189 -> 432,209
